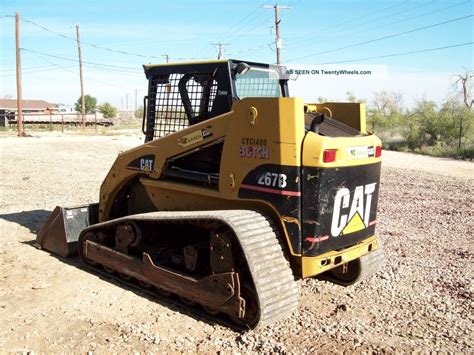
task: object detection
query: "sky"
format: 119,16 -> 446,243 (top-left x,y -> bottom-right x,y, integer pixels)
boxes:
0,0 -> 473,109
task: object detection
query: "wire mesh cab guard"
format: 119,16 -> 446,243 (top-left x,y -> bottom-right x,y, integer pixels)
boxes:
143,62 -> 234,142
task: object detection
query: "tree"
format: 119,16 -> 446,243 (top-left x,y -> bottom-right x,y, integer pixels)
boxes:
454,71 -> 473,148
98,102 -> 117,118
368,91 -> 403,131
74,95 -> 97,114
411,99 -> 440,146
439,98 -> 472,146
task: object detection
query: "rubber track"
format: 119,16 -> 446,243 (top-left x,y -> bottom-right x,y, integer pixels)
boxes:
79,210 -> 299,330
223,211 -> 299,328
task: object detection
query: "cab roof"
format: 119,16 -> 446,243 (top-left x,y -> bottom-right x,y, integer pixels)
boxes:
143,59 -> 229,71
143,59 -> 276,72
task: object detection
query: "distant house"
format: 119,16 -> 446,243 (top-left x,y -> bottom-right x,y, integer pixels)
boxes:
0,99 -> 58,114
0,99 -> 58,126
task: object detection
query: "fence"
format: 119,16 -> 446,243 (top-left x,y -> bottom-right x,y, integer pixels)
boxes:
2,112 -> 114,132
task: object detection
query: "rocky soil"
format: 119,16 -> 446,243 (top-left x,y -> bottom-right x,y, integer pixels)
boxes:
0,134 -> 472,352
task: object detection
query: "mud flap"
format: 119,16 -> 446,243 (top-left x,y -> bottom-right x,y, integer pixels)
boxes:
35,204 -> 99,257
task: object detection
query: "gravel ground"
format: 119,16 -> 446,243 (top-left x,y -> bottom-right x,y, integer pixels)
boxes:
0,133 -> 472,352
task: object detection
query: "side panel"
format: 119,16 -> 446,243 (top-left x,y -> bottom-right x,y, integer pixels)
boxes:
238,164 -> 301,255
219,97 -> 305,256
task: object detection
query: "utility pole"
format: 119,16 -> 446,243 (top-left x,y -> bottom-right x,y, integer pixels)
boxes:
126,93 -> 129,111
161,54 -> 169,63
75,24 -> 86,127
263,3 -> 291,64
211,42 -> 229,59
134,89 -> 138,111
15,12 -> 24,137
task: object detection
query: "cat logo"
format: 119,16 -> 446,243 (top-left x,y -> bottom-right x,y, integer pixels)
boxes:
331,183 -> 377,237
140,158 -> 153,172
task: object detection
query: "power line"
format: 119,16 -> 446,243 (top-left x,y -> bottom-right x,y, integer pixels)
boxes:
287,0 -> 412,43
286,14 -> 473,62
277,0 -> 301,23
23,48 -> 143,77
25,49 -> 146,92
317,42 -> 473,65
23,49 -> 83,75
287,0 -> 470,52
81,64 -> 143,77
0,65 -> 77,77
229,41 -> 274,55
21,48 -> 143,71
219,5 -> 262,40
83,74 -> 146,92
0,64 -> 66,72
20,17 -> 162,60
287,0 -> 435,48
20,18 -> 221,63
14,14 -> 268,64
224,9 -> 271,43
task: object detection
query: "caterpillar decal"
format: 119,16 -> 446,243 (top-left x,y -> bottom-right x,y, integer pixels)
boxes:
126,155 -> 155,173
331,182 -> 377,237
302,163 -> 381,256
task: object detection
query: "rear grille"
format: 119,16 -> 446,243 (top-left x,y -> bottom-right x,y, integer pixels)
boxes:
305,113 -> 361,137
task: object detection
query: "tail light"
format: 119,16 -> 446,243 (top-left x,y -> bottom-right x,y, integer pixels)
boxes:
323,149 -> 337,163
375,146 -> 382,157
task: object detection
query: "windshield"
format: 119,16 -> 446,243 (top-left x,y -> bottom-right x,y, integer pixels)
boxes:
234,67 -> 282,99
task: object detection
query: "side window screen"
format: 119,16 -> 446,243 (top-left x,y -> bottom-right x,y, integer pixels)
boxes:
149,72 -> 217,139
235,68 -> 281,99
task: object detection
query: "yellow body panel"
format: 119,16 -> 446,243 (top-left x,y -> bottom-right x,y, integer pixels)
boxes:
302,131 -> 381,168
219,97 -> 305,198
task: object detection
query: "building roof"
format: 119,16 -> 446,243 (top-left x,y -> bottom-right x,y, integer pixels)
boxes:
0,99 -> 57,110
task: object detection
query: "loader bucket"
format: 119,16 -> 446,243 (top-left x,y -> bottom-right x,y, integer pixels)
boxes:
35,204 -> 99,257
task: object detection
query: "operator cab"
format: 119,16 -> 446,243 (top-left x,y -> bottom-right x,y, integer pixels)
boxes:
142,59 -> 289,142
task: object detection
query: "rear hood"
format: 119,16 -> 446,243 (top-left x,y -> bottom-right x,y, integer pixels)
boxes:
301,132 -> 382,256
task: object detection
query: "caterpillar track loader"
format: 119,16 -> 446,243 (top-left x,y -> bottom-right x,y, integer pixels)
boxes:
36,59 -> 384,329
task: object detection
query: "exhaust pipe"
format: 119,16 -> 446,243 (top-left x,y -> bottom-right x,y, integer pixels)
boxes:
35,204 -> 99,257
